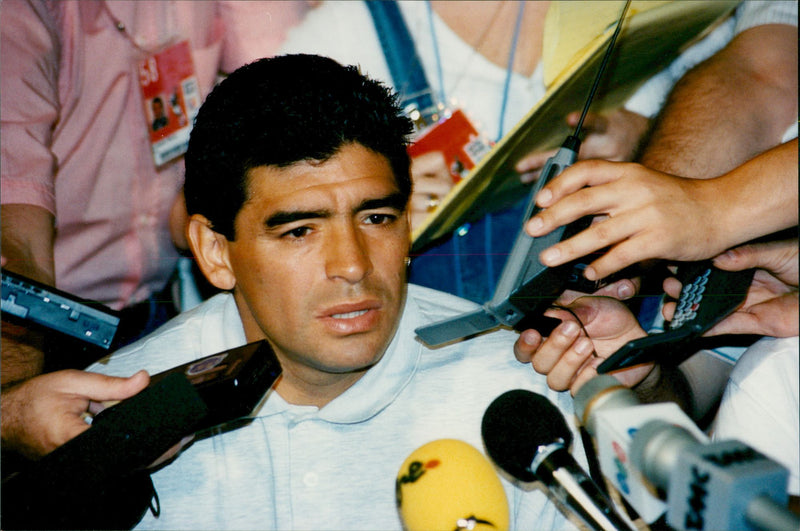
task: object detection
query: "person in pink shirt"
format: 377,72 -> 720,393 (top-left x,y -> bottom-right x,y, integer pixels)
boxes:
1,1 -> 309,369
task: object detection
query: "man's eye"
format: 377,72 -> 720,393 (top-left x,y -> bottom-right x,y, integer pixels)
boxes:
282,226 -> 311,238
364,213 -> 396,225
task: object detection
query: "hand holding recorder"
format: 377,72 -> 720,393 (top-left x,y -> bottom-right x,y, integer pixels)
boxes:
1,369 -> 149,459
664,239 -> 799,337
525,140 -> 798,283
513,296 -> 651,396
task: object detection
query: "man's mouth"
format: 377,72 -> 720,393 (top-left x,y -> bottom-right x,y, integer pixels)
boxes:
331,309 -> 370,319
319,301 -> 382,334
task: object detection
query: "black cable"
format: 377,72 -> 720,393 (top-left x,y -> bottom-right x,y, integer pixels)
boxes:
549,304 -> 599,358
573,0 -> 632,136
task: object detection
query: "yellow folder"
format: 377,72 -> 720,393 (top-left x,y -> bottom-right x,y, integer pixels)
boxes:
411,0 -> 739,251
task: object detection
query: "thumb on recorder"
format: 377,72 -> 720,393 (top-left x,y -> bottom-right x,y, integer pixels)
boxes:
663,238 -> 799,337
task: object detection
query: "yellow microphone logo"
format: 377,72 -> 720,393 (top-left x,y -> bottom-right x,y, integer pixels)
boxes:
396,439 -> 509,531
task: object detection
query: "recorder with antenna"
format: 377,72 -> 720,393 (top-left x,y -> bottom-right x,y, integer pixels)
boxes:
415,2 -> 632,347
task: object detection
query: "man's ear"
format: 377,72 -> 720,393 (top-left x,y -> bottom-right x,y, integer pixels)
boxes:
186,214 -> 236,291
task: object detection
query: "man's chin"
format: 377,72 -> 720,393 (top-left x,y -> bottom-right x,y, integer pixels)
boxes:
324,345 -> 386,373
316,334 -> 391,373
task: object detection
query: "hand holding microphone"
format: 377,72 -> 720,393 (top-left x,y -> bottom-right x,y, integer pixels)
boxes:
396,439 -> 509,531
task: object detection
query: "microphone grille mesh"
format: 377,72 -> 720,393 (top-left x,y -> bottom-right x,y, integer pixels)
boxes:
481,389 -> 572,482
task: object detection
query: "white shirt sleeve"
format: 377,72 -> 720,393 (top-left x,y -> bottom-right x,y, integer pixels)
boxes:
624,0 -> 798,119
712,336 -> 800,496
734,0 -> 798,34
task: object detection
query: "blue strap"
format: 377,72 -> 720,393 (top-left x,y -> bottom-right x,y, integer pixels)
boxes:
425,1 -> 446,105
497,1 -> 525,142
365,1 -> 435,113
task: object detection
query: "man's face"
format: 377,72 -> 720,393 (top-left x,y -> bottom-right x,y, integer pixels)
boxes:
223,143 -> 410,399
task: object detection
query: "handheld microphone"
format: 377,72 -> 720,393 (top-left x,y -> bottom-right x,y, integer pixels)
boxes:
395,439 -> 509,531
573,374 -> 707,523
630,420 -> 800,531
481,389 -> 635,531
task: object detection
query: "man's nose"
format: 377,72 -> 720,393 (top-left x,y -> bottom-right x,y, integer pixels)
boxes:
324,222 -> 372,283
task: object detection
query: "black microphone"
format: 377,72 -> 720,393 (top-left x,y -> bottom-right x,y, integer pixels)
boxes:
481,389 -> 635,531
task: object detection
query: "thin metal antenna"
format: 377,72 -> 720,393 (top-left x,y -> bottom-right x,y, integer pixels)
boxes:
573,0 -> 632,136
415,0 -> 636,349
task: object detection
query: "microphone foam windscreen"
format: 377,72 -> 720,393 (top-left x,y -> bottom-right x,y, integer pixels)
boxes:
481,389 -> 573,482
396,438 -> 509,531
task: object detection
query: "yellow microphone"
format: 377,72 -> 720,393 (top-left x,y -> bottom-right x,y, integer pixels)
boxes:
395,439 -> 509,531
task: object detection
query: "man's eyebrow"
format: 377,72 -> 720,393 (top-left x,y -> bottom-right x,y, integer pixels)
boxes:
264,192 -> 407,228
356,192 -> 407,213
265,209 -> 331,228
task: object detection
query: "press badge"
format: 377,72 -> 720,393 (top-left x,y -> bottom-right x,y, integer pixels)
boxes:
138,40 -> 202,166
407,108 -> 493,183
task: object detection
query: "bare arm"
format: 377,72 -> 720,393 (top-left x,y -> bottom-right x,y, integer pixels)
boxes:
608,21 -> 797,415
522,18 -> 799,279
1,1 -> 65,383
1,321 -> 46,386
169,189 -> 191,251
640,23 -> 798,177
1,204 -> 56,285
514,19 -> 798,408
1,205 -> 57,384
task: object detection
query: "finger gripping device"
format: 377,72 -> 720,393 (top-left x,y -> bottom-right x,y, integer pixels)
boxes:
415,1 -> 632,347
415,137 -> 584,346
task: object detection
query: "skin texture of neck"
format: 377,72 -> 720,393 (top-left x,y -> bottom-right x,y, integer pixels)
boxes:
431,0 -> 549,77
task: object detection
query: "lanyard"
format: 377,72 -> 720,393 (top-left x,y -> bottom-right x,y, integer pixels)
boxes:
365,1 -> 436,115
424,1 -> 526,297
426,0 -> 525,142
368,0 -> 525,142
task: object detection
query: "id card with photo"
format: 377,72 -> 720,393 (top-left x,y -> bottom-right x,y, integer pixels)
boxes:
138,40 -> 202,166
407,109 -> 493,183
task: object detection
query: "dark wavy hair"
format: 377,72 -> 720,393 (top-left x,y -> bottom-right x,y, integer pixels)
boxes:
184,54 -> 414,240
